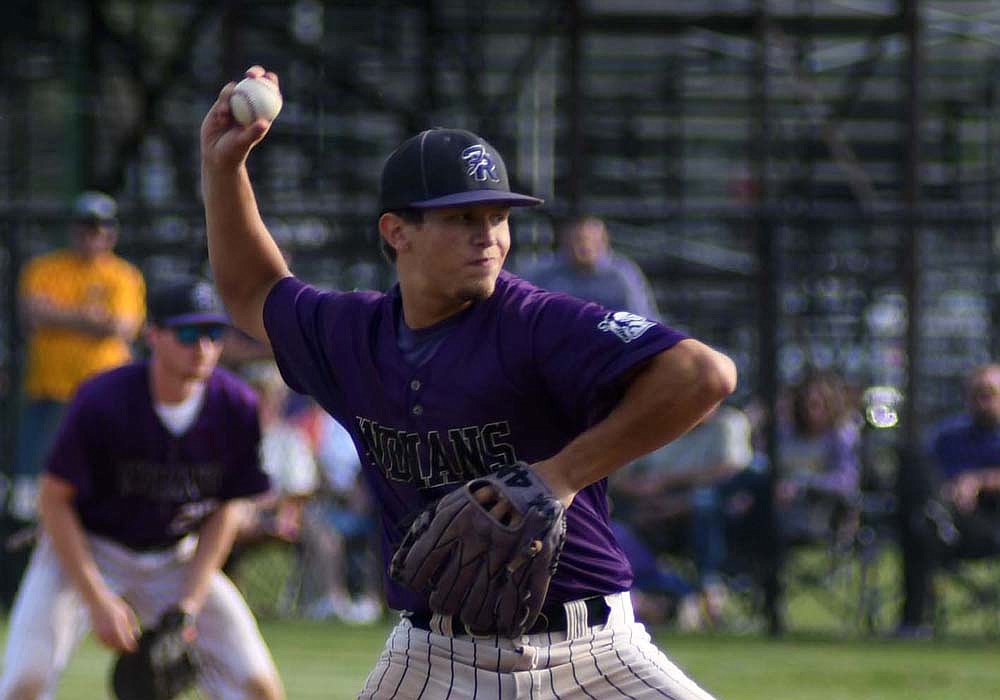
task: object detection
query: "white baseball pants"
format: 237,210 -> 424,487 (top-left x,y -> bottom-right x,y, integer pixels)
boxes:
358,592 -> 717,700
0,534 -> 280,700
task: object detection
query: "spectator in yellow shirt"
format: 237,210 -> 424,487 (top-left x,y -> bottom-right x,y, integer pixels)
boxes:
10,191 -> 146,521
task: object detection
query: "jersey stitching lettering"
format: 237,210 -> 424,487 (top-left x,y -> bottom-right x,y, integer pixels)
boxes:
356,418 -> 517,490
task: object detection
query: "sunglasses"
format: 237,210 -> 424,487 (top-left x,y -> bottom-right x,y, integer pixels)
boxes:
79,219 -> 117,229
173,324 -> 226,345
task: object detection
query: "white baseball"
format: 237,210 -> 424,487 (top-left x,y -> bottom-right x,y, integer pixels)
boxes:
229,77 -> 283,125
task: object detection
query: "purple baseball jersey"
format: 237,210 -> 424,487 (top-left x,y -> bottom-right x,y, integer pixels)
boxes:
264,270 -> 687,614
45,363 -> 270,550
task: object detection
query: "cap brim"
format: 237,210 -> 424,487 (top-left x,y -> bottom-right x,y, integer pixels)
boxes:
408,190 -> 544,209
159,313 -> 229,327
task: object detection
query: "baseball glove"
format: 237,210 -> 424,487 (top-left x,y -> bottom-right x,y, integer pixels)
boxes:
389,462 -> 567,637
111,606 -> 199,700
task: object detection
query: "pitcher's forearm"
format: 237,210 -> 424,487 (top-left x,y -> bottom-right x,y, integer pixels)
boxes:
534,340 -> 737,505
203,165 -> 289,340
200,66 -> 288,341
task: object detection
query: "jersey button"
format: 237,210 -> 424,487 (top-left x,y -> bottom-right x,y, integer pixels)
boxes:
410,380 -> 421,391
412,405 -> 424,416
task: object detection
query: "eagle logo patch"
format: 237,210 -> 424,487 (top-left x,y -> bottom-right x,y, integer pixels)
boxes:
598,311 -> 654,343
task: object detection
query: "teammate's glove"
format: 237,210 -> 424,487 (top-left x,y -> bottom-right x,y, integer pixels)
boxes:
111,606 -> 199,700
390,462 -> 567,637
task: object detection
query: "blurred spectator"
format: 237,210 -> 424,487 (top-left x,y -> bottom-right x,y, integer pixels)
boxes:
711,372 -> 861,634
297,411 -> 381,624
611,403 -> 755,629
774,371 -> 862,543
519,215 -> 660,320
898,363 -> 1000,636
10,191 -> 145,521
238,360 -> 320,543
608,519 -> 699,626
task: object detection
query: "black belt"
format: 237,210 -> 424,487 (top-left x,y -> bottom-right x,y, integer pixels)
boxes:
408,596 -> 610,636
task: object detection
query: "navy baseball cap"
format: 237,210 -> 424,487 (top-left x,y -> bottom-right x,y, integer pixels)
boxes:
148,277 -> 229,327
72,190 -> 118,226
378,128 -> 544,213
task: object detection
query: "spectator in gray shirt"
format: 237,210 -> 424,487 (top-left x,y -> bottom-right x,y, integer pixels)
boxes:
612,404 -> 755,629
520,216 -> 660,320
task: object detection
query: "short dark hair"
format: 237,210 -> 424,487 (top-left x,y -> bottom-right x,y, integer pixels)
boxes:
379,208 -> 424,263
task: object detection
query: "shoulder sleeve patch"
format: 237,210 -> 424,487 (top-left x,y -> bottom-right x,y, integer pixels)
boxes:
597,311 -> 655,343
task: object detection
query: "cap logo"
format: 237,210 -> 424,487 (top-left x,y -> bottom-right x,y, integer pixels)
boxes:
461,145 -> 501,183
191,282 -> 217,311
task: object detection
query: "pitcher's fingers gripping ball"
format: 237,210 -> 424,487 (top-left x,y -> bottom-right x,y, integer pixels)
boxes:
390,462 -> 567,637
112,606 -> 199,700
229,76 -> 283,125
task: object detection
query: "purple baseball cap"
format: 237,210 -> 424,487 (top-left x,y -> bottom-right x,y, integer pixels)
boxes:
378,128 -> 544,213
148,276 -> 229,327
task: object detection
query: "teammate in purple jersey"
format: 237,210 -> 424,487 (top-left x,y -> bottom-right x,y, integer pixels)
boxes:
201,65 -> 735,699
0,276 -> 284,700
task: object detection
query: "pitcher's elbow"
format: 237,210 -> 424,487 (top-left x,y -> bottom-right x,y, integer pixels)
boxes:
719,353 -> 739,397
702,349 -> 738,402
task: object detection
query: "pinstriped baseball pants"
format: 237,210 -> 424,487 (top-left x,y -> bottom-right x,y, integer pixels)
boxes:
357,592 -> 717,700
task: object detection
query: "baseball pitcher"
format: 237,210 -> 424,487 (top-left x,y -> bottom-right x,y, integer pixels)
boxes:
201,65 -> 735,700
